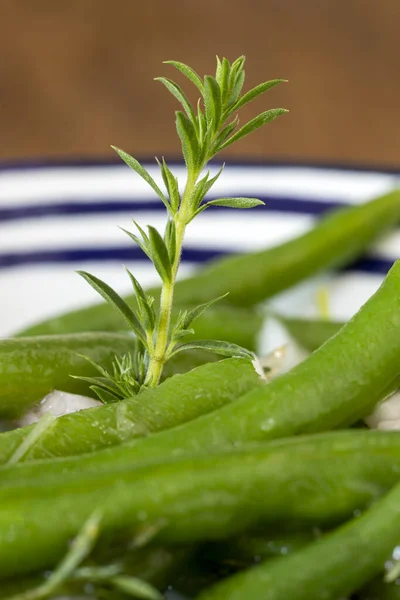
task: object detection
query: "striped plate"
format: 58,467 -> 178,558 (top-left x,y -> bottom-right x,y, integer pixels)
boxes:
1,159 -> 399,337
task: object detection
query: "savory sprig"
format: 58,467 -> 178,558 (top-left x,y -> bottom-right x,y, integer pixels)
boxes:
78,55 -> 287,399
7,511 -> 102,600
7,511 -> 163,600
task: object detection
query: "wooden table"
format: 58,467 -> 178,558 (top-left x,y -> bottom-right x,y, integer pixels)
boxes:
1,0 -> 399,166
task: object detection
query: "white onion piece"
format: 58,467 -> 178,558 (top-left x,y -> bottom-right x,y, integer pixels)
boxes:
256,316 -> 309,380
19,390 -> 102,427
365,392 -> 400,430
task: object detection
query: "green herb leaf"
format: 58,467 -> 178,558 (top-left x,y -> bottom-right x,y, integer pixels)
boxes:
204,197 -> 265,209
147,226 -> 172,283
385,558 -> 400,582
171,339 -> 255,360
199,116 -> 215,165
230,79 -> 287,113
77,271 -> 147,343
31,511 -> 102,600
212,118 -> 238,152
196,98 -> 206,145
216,57 -> 231,107
156,157 -> 180,213
7,413 -> 56,466
204,75 -> 222,132
229,68 -> 245,106
228,56 -> 246,105
133,219 -> 151,245
187,165 -> 225,221
218,108 -> 288,151
73,563 -> 122,582
120,220 -> 153,260
155,77 -> 197,126
114,353 -> 144,394
112,147 -> 169,212
71,374 -> 120,394
75,353 -> 111,379
134,344 -> 147,384
120,227 -> 151,259
176,111 -> 200,172
201,164 -> 225,196
164,218 -> 177,264
189,171 -> 211,211
173,308 -> 188,330
90,385 -> 122,404
164,60 -> 205,95
230,55 -> 246,73
126,268 -> 156,332
171,328 -> 195,341
130,521 -> 165,548
215,55 -> 222,80
73,352 -> 143,402
181,293 -> 229,329
112,575 -> 163,599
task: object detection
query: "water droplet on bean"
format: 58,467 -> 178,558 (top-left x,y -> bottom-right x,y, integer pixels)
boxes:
260,418 -> 276,432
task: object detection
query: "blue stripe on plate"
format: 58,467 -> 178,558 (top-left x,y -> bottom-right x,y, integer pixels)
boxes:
0,247 -> 223,268
0,156 -> 399,174
0,196 -> 345,222
0,245 -> 394,275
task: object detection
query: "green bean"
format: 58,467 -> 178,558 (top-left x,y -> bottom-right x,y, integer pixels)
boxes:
0,332 -> 138,418
0,576 -> 81,598
179,531 -> 316,597
0,576 -> 60,598
22,257 -> 400,477
0,358 -> 262,464
17,191 -> 400,336
196,466 -> 400,600
203,530 -> 316,569
1,430 -> 400,579
278,316 -> 344,352
359,577 -> 400,599
172,532 -> 315,598
19,299 -> 263,346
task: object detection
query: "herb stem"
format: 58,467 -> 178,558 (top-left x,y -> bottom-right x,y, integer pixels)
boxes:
145,171 -> 198,387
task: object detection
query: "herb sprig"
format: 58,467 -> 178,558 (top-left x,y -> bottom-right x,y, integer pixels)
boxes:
7,512 -> 163,600
78,56 -> 287,400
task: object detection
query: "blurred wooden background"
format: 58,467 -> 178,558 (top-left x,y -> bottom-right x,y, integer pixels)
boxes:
1,0 -> 400,166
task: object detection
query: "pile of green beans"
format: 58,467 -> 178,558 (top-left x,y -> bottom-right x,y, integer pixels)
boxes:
8,256 -> 398,482
196,469 -> 400,600
2,191 -> 400,598
0,305 -> 262,418
0,358 -> 262,463
1,430 -> 400,578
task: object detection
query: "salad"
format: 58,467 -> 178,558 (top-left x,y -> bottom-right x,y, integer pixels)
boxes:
1,56 -> 400,600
